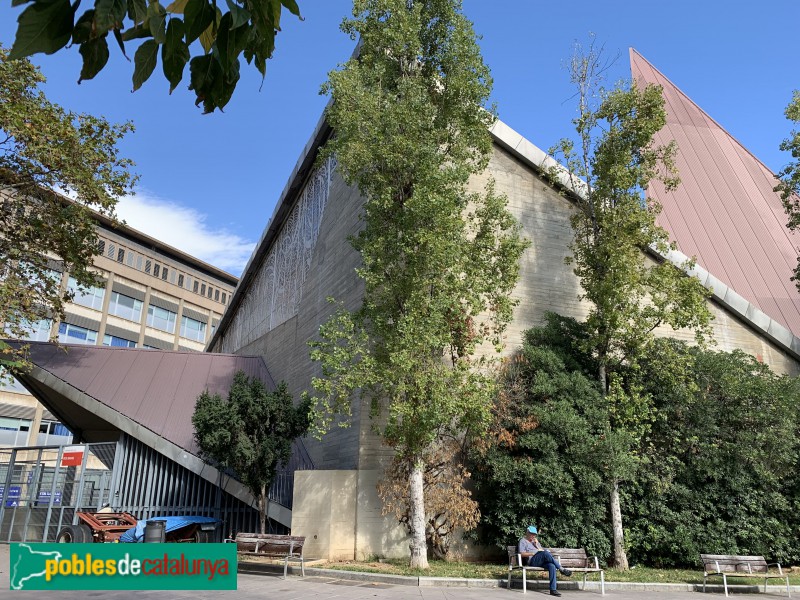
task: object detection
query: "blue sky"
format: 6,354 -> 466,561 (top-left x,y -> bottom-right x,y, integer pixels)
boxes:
1,1 -> 798,276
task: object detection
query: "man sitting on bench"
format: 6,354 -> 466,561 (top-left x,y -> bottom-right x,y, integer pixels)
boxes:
518,525 -> 572,597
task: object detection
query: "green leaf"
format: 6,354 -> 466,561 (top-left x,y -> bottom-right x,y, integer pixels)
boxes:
215,13 -> 250,72
188,52 -> 238,112
120,22 -> 151,41
184,0 -> 214,44
132,38 -> 158,91
225,0 -> 251,29
146,1 -> 167,44
71,9 -> 95,45
94,0 -> 127,32
162,18 -> 189,93
165,0 -> 189,13
78,35 -> 110,82
198,22 -> 214,53
112,27 -> 128,58
9,0 -> 76,59
188,53 -> 220,109
279,0 -> 300,17
126,0 -> 146,24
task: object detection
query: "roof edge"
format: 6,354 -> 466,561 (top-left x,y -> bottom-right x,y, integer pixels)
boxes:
209,101 -> 800,363
629,47 -> 782,181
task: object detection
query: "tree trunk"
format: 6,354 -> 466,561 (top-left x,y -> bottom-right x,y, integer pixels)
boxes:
408,458 -> 429,569
258,484 -> 267,534
610,479 -> 628,569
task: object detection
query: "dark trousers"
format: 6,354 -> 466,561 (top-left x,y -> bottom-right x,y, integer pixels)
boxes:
527,550 -> 563,590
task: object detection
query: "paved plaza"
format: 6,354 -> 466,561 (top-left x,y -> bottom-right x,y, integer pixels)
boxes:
1,544 -> 789,600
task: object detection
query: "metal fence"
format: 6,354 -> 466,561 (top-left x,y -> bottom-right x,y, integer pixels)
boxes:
0,434 -> 315,542
0,442 -> 116,543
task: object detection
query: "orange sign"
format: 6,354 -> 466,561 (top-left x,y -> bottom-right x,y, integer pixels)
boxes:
61,451 -> 83,467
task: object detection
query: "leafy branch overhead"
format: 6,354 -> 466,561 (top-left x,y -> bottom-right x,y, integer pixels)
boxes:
8,0 -> 303,112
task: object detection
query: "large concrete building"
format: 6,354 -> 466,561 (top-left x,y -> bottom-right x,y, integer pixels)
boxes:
206,50 -> 799,560
4,50 -> 797,553
0,205 -> 238,448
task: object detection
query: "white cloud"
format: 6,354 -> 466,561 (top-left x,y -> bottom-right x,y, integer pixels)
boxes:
114,192 -> 256,277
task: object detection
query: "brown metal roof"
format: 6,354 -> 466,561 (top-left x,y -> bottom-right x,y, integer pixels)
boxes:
16,342 -> 276,455
631,48 -> 800,338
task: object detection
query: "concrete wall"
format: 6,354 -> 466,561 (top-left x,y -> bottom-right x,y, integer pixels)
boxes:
225,140 -> 800,560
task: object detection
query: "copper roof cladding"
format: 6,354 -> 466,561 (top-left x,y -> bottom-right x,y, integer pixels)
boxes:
17,342 -> 276,455
630,48 -> 800,339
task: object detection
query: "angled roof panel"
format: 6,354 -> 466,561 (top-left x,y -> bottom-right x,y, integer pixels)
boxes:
631,48 -> 800,338
17,342 -> 276,455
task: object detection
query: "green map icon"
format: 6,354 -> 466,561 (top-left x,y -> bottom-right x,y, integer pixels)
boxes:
10,543 -> 63,590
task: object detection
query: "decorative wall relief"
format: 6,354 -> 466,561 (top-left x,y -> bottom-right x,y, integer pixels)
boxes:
218,157 -> 334,352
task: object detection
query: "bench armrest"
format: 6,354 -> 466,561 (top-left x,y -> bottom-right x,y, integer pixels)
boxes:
223,538 -> 235,543
767,563 -> 784,574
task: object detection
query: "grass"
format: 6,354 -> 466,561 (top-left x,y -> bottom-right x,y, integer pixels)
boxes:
314,559 -> 800,585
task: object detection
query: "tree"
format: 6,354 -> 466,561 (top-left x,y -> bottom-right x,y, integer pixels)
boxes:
0,47 -> 136,371
626,342 -> 800,567
307,0 -> 526,569
477,315 -> 800,568
470,314 -> 612,561
7,0 -> 303,113
549,40 -> 712,568
776,90 -> 800,290
377,437 -> 479,560
192,370 -> 311,534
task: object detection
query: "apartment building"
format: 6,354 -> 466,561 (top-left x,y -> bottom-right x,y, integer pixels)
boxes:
0,208 -> 238,447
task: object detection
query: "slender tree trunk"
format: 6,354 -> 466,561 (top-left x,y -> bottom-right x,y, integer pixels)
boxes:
610,479 -> 628,569
258,484 -> 267,534
600,358 -> 629,569
408,458 -> 429,569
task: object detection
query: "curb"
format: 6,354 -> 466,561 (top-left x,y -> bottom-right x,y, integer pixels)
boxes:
238,562 -> 800,594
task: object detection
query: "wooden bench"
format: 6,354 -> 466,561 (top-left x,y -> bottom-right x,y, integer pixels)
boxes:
701,554 -> 791,597
507,545 -> 605,594
225,533 -> 306,578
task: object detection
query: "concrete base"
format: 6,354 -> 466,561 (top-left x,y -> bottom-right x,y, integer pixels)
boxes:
292,469 -> 409,561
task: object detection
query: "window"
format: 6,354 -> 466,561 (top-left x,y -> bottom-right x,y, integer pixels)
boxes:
180,316 -> 206,343
136,255 -> 143,270
161,267 -> 168,281
153,264 -> 160,278
97,240 -> 106,255
207,286 -> 213,298
178,274 -> 184,288
214,289 -> 220,302
221,292 -> 227,305
200,283 -> 206,296
126,252 -> 134,267
108,291 -> 143,322
0,417 -> 32,432
193,280 -> 199,293
16,318 -> 52,341
147,305 -> 176,333
58,322 -> 98,345
145,260 -> 151,274
107,243 -> 115,259
103,334 -> 136,348
117,248 -> 125,263
67,277 -> 105,311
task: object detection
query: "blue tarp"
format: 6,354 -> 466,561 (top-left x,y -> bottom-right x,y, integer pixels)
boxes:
118,515 -> 219,543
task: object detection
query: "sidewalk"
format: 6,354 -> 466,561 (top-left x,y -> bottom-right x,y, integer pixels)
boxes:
1,543 -> 795,599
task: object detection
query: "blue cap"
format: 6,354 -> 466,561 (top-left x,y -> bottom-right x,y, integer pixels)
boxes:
527,525 -> 538,534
